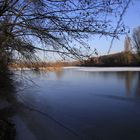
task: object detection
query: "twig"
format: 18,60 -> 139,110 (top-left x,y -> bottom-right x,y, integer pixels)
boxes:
107,0 -> 132,54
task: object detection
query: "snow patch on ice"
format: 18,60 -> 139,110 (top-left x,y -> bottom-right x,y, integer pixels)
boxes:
64,67 -> 140,72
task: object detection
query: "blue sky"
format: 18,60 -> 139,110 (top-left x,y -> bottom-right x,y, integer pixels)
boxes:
38,1 -> 140,61
90,0 -> 140,56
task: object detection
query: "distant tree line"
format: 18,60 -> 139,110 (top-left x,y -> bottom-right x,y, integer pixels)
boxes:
82,52 -> 139,67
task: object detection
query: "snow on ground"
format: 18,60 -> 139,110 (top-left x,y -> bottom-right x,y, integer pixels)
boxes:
63,67 -> 140,72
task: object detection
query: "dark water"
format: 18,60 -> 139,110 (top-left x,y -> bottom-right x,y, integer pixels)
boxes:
14,68 -> 140,140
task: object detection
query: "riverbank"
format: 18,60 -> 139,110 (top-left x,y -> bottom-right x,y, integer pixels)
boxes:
0,100 -> 16,140
0,69 -> 16,140
0,119 -> 15,140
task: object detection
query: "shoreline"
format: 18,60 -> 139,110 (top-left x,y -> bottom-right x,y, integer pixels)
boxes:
0,100 -> 16,140
10,66 -> 140,72
76,67 -> 140,72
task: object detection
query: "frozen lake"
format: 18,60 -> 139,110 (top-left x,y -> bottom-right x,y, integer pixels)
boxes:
14,67 -> 140,140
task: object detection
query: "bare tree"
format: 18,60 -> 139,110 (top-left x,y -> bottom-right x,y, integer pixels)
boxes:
0,0 -> 132,66
123,35 -> 132,64
132,26 -> 140,57
124,35 -> 132,52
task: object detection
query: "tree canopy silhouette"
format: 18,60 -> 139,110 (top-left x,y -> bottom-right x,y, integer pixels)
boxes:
0,0 -> 132,65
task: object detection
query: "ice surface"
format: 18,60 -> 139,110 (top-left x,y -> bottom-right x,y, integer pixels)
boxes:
64,67 -> 140,72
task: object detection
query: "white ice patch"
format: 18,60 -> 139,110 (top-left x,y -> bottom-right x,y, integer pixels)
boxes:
64,67 -> 140,72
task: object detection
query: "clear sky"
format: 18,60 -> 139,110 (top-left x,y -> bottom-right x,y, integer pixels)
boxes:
89,0 -> 140,56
